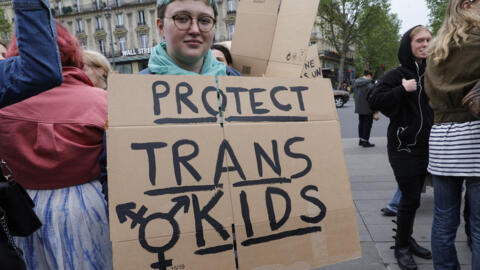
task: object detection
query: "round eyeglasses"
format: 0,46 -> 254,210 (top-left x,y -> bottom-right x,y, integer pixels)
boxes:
166,14 -> 216,32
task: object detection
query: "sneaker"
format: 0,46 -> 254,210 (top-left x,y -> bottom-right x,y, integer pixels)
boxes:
381,207 -> 397,217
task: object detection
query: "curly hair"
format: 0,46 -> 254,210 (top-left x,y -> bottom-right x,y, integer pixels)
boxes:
6,20 -> 84,68
428,0 -> 480,63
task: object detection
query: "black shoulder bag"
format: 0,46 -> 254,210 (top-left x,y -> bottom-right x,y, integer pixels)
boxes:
0,159 -> 42,270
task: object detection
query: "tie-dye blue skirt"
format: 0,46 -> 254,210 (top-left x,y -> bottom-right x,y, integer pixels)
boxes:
14,180 -> 113,270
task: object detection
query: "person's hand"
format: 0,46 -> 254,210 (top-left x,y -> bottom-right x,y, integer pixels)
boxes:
402,79 -> 417,92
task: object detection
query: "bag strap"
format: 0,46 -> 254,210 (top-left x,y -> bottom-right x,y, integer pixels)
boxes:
0,205 -> 24,258
0,159 -> 14,182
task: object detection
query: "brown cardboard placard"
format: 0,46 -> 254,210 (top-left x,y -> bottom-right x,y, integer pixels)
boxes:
301,44 -> 323,79
230,0 -> 320,77
107,74 -> 360,270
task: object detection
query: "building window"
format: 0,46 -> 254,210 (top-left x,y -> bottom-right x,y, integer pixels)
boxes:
227,0 -> 236,13
228,24 -> 235,40
118,36 -> 126,52
76,19 -> 84,33
138,10 -> 145,25
116,13 -> 123,26
94,0 -> 101,10
80,39 -> 87,49
115,0 -> 121,6
98,39 -> 106,55
96,16 -> 103,30
76,0 -> 81,12
57,1 -> 63,15
140,34 -> 148,49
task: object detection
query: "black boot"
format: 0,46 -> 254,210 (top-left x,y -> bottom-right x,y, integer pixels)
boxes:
393,214 -> 417,270
395,245 -> 417,270
409,237 -> 432,259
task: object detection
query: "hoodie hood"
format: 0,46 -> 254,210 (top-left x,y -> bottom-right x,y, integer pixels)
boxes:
398,25 -> 426,73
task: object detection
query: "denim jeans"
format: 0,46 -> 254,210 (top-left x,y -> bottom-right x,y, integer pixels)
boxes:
387,187 -> 401,213
431,175 -> 480,270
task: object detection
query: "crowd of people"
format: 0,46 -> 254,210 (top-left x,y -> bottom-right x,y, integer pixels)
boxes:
351,0 -> 480,269
0,0 -> 479,269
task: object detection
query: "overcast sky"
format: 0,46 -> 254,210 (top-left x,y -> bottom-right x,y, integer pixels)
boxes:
390,0 -> 430,35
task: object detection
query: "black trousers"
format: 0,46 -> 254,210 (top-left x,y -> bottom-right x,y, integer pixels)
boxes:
358,114 -> 373,142
388,151 -> 428,247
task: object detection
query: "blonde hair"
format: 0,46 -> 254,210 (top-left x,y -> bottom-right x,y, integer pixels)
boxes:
83,50 -> 112,75
428,0 -> 480,63
410,26 -> 432,40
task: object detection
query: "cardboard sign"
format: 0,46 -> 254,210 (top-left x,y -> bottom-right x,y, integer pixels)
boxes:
230,0 -> 320,78
107,74 -> 360,270
301,44 -> 323,79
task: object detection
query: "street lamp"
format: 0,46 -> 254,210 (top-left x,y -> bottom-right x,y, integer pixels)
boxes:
104,5 -> 116,70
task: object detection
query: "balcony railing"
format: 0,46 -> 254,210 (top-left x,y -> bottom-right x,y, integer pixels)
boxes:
51,0 -> 155,16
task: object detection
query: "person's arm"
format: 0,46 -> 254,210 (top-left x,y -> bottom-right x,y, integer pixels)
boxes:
0,0 -> 62,108
368,71 -> 406,118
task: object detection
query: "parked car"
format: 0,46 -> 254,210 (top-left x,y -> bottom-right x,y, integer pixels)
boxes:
333,89 -> 349,108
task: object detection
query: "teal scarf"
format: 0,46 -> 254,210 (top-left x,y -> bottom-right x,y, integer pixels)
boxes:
148,40 -> 227,76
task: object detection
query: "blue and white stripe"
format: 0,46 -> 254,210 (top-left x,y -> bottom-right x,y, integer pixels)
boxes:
14,180 -> 113,270
428,120 -> 480,176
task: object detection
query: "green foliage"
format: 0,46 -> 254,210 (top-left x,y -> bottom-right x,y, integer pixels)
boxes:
353,3 -> 400,79
317,0 -> 390,84
0,8 -> 12,44
426,0 -> 448,35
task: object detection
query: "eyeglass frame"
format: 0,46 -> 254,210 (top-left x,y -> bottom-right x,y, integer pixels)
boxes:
164,14 -> 216,32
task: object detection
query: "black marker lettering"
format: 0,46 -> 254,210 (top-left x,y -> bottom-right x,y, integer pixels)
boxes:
152,81 -> 170,115
241,226 -> 322,246
300,185 -> 327,224
192,191 -> 230,247
202,86 -> 226,116
194,244 -> 233,255
249,88 -> 269,114
172,140 -> 201,185
131,142 -> 168,185
270,86 -> 292,111
226,87 -> 248,114
175,82 -> 198,114
254,140 -> 281,177
240,191 -> 254,237
290,86 -> 308,111
213,140 -> 246,185
284,137 -> 312,179
265,187 -> 291,231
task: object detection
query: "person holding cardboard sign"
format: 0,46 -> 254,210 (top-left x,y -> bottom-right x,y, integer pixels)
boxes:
137,0 -> 236,76
369,25 -> 433,270
99,0 -> 237,200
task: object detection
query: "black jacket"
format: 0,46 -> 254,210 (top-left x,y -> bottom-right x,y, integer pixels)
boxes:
369,26 -> 433,156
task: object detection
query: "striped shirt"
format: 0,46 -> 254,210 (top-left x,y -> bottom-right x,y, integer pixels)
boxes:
428,120 -> 480,176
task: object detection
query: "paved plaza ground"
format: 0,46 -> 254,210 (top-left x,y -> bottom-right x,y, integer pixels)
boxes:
315,137 -> 472,270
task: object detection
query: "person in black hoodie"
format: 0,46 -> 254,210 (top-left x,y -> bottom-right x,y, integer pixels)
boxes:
369,25 -> 433,270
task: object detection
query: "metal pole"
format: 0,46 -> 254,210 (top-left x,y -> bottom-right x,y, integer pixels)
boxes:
104,6 -> 116,70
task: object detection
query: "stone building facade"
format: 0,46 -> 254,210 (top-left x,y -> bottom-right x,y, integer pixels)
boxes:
0,0 -> 238,73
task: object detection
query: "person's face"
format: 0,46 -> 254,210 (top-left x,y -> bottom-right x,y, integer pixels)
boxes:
0,44 -> 7,60
462,0 -> 480,12
157,0 -> 215,67
410,30 -> 432,60
83,64 -> 107,89
211,49 -> 228,65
